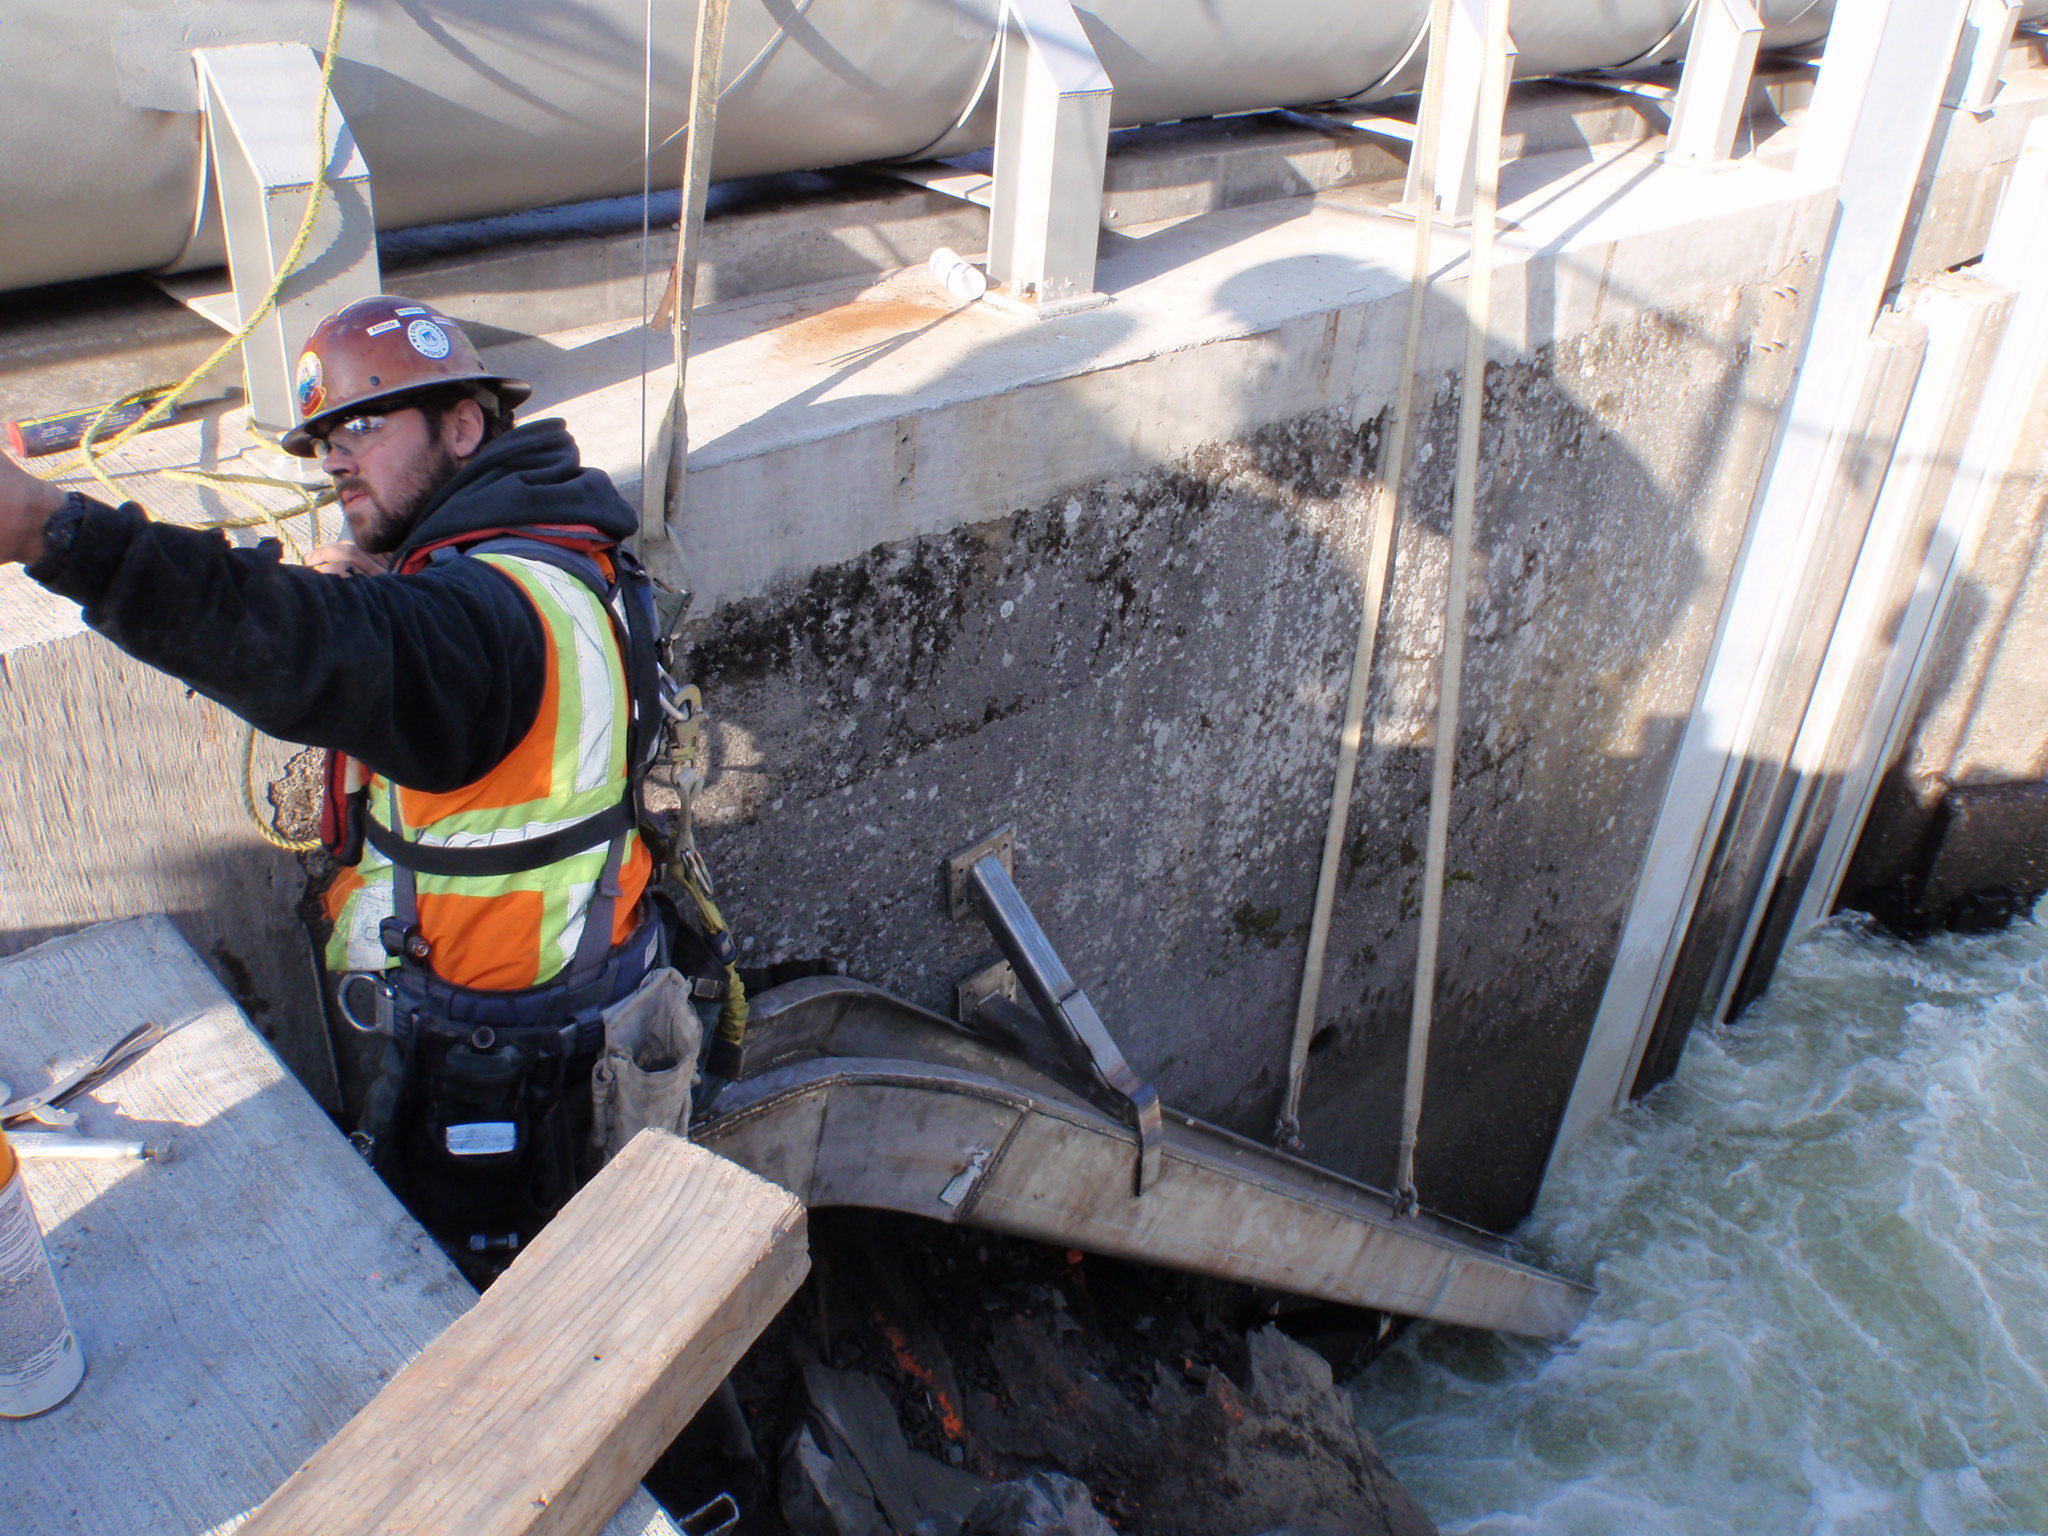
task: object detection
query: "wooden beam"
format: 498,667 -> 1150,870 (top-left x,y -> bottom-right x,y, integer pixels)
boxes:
238,1130 -> 808,1536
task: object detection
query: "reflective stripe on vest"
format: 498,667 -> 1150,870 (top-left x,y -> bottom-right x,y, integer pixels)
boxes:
322,554 -> 653,990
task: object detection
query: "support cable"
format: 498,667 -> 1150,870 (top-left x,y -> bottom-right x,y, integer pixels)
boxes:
638,0 -> 657,518
1396,0 -> 1514,1213
1277,0 -> 1455,1150
645,0 -> 731,548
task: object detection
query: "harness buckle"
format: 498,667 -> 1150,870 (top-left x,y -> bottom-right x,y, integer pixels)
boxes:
379,916 -> 431,963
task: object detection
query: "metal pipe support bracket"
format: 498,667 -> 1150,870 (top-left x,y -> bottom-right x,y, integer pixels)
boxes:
945,828 -> 1164,1193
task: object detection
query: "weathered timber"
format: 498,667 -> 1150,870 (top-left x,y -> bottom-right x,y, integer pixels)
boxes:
236,1130 -> 809,1536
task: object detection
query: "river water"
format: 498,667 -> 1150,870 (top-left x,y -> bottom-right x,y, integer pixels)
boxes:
1357,913 -> 2048,1534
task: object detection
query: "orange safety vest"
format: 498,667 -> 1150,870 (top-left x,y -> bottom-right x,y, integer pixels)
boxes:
322,537 -> 654,991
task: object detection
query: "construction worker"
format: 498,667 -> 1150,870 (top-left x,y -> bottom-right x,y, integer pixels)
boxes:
0,296 -> 725,1262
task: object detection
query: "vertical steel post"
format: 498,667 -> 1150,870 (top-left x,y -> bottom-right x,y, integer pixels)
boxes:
1402,0 -> 1517,227
986,0 -> 1112,310
1552,0 -> 1975,1165
1664,0 -> 1764,167
1795,120 -> 2048,934
1948,0 -> 2024,114
194,44 -> 378,435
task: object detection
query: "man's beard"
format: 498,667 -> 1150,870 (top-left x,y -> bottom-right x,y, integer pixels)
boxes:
340,441 -> 462,555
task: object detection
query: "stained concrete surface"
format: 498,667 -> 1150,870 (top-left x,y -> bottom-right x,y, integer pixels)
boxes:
684,282 -> 1802,1233
1842,365 -> 2048,925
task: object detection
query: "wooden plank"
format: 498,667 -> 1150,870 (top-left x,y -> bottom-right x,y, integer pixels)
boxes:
238,1130 -> 809,1536
0,917 -> 681,1536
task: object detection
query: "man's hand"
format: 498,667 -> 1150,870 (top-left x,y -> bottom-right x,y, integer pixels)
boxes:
0,449 -> 68,566
307,541 -> 390,578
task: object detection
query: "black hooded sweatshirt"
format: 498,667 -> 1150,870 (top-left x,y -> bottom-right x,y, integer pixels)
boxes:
27,420 -> 638,792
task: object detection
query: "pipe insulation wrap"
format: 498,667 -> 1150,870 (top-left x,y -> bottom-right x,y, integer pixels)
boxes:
0,0 -> 2029,294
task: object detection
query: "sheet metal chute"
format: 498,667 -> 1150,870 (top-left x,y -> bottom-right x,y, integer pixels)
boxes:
695,972 -> 1595,1341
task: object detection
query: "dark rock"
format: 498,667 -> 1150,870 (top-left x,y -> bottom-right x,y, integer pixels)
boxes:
800,1360 -> 986,1534
961,1472 -> 1117,1536
781,1422 -> 884,1536
1138,1326 -> 1436,1536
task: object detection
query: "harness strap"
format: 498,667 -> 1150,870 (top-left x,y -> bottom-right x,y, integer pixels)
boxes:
574,823 -> 632,976
364,797 -> 633,877
356,531 -> 670,1021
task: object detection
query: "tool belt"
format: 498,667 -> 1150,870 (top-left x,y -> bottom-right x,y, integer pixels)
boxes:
340,908 -> 726,1272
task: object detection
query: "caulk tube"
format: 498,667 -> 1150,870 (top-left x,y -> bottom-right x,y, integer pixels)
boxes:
0,1124 -> 85,1417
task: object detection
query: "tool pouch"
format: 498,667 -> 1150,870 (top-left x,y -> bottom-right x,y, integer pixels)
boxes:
422,1038 -> 534,1175
589,967 -> 702,1163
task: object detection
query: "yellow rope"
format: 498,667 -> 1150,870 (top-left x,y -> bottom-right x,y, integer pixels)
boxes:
158,469 -> 333,563
44,0 -> 351,501
240,724 -> 323,854
46,0 -> 353,854
672,853 -> 749,1045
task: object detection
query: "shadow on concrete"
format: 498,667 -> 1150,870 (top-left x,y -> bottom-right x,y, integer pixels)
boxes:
672,210 -> 1813,1233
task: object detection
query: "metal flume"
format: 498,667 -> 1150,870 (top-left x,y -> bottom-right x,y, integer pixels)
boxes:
698,976 -> 1594,1342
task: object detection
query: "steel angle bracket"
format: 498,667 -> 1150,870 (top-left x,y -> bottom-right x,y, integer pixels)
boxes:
955,958 -> 1021,1022
946,826 -> 1014,920
192,44 -> 380,434
943,827 -> 1163,1193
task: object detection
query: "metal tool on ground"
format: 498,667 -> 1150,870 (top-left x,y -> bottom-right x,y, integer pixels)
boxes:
7,1132 -> 172,1164
946,826 -> 1164,1194
7,387 -> 183,457
0,1021 -> 168,1130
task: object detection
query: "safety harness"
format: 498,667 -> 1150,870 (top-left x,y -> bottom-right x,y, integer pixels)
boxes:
325,524 -> 743,1249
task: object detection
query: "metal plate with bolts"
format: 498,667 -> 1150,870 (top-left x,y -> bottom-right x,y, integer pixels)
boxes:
945,826 -> 1015,920
955,959 -> 1020,1023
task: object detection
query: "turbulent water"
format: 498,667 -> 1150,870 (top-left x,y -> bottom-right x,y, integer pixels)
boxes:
1358,913 -> 2048,1535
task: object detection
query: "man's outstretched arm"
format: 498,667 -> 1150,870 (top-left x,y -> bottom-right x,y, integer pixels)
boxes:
0,452 -> 544,792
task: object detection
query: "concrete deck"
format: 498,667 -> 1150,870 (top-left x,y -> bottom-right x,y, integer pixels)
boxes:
0,915 -> 678,1536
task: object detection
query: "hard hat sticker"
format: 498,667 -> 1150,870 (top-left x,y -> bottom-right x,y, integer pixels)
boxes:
407,320 -> 452,359
295,351 -> 325,417
365,319 -> 400,337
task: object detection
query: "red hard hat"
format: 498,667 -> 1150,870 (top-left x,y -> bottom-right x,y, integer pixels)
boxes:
281,296 -> 531,457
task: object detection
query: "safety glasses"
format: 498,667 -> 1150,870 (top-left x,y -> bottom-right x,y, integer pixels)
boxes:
309,406 -> 420,458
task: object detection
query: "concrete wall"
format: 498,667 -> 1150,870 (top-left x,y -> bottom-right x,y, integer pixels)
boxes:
683,277 -> 1807,1231
10,59 -> 2048,1233
0,574 -> 336,1108
1842,374 -> 2048,923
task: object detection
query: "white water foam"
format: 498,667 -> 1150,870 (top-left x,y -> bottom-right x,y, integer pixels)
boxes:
1358,912 -> 2048,1535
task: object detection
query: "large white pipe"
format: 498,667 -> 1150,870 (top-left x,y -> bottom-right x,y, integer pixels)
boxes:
0,0 -> 1901,295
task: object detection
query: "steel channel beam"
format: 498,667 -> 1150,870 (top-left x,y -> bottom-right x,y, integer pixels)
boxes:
1554,0 -> 1976,1161
193,43 -> 379,434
